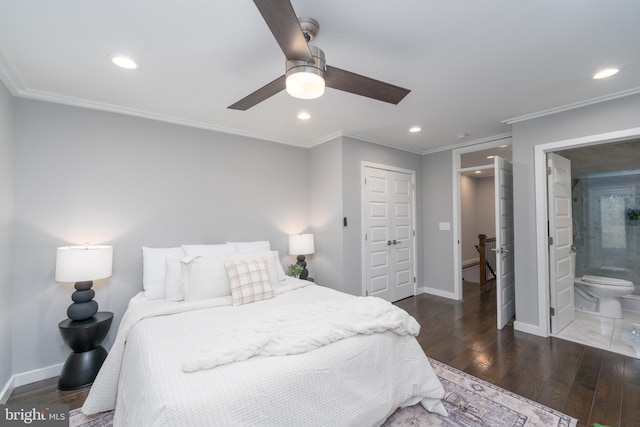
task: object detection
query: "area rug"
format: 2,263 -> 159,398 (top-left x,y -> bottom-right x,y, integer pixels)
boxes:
384,358 -> 578,427
69,358 -> 577,427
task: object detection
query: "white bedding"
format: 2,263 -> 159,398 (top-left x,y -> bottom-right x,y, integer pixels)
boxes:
83,279 -> 446,426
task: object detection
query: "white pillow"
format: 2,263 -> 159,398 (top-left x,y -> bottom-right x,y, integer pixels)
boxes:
224,258 -> 275,305
182,243 -> 232,257
182,256 -> 231,301
226,241 -> 271,253
165,258 -> 184,302
142,246 -> 185,299
226,251 -> 284,284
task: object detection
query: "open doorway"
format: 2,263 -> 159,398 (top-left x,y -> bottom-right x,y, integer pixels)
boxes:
542,138 -> 640,358
533,127 -> 640,338
452,139 -> 514,329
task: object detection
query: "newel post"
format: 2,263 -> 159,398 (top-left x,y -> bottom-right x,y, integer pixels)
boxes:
478,234 -> 487,289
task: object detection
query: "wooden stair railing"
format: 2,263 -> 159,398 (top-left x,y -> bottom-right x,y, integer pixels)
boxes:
476,234 -> 497,291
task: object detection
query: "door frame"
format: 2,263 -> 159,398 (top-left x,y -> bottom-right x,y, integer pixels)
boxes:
533,126 -> 640,336
360,161 -> 417,298
451,135 -> 512,300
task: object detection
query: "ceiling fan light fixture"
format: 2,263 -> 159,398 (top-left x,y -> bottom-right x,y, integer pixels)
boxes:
286,45 -> 326,100
286,71 -> 325,99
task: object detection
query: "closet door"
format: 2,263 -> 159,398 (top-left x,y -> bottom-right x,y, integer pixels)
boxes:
363,165 -> 415,302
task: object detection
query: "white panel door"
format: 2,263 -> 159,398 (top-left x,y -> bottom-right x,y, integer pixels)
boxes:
547,153 -> 575,334
495,157 -> 515,329
363,166 -> 415,302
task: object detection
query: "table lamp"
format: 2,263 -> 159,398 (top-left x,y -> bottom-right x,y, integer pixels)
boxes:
288,234 -> 314,280
55,245 -> 113,321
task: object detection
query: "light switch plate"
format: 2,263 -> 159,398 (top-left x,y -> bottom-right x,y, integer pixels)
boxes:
439,222 -> 451,231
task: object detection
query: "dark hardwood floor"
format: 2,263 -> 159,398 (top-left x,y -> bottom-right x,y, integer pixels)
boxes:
396,281 -> 640,427
6,376 -> 89,411
7,281 -> 640,426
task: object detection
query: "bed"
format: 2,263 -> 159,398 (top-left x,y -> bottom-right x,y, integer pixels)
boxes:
82,243 -> 446,426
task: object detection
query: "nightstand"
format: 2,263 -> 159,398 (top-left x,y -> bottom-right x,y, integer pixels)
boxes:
58,311 -> 113,390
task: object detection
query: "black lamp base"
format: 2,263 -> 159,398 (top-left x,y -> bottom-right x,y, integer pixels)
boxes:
67,280 -> 98,321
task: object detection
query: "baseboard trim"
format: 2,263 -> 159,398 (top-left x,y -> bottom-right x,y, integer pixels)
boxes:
513,320 -> 547,337
0,363 -> 64,403
0,376 -> 15,404
417,286 -> 458,300
461,258 -> 479,269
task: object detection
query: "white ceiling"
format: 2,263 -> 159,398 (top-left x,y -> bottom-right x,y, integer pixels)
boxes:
1,0 -> 639,153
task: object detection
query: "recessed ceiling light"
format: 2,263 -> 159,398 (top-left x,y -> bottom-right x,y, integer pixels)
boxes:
474,170 -> 482,174
499,144 -> 509,148
593,68 -> 619,79
109,54 -> 138,70
409,126 -> 422,133
486,155 -> 496,159
297,112 -> 311,120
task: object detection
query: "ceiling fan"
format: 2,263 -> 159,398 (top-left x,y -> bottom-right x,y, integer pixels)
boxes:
228,0 -> 411,110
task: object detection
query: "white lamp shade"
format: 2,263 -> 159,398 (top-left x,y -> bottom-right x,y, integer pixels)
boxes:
55,245 -> 113,282
288,234 -> 315,256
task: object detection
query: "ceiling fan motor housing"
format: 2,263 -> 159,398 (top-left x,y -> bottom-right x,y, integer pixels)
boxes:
286,44 -> 326,79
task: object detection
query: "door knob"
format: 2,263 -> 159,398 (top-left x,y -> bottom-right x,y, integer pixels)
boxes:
387,240 -> 392,246
393,239 -> 398,245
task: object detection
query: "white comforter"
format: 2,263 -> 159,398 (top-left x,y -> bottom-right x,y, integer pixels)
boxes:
83,280 -> 446,426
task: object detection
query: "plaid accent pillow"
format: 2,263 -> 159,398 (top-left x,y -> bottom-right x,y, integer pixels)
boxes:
224,258 -> 275,305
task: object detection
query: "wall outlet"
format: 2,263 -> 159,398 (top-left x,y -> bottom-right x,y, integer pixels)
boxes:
439,222 -> 451,231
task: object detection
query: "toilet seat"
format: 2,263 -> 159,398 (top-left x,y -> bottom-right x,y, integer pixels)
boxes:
581,275 -> 633,287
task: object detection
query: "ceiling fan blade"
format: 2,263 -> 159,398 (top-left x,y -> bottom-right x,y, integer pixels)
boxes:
227,75 -> 286,110
253,0 -> 314,62
325,66 -> 411,105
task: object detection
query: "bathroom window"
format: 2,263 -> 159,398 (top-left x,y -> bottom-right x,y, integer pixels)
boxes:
600,194 -> 627,249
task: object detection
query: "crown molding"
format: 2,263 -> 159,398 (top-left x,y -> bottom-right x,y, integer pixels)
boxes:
342,133 -> 425,155
16,87 -> 318,147
503,87 -> 640,124
420,133 -> 513,155
306,131 -> 343,148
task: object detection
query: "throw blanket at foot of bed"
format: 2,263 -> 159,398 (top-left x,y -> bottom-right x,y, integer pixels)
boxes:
182,296 -> 420,372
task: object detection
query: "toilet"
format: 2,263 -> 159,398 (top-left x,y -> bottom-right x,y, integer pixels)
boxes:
574,275 -> 635,319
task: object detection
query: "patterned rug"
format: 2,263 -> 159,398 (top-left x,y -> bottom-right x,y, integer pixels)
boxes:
69,358 -> 578,426
384,358 -> 577,426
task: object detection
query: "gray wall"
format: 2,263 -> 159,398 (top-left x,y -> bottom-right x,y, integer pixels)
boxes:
342,137 -> 424,296
0,81 -> 14,397
476,177 -> 496,237
460,175 -> 496,264
512,93 -> 640,330
421,150 -> 455,294
11,99 -> 309,374
460,175 -> 478,263
309,139 -> 344,289
308,136 -> 424,296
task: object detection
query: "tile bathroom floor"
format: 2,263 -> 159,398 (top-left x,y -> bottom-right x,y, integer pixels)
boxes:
553,309 -> 640,359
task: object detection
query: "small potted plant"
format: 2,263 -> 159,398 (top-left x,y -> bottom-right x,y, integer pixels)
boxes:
288,263 -> 303,278
626,208 -> 640,226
